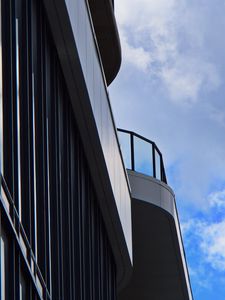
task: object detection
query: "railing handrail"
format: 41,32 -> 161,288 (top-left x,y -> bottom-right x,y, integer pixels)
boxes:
117,128 -> 167,184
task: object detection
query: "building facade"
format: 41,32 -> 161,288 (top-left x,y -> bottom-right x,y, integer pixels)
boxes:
117,130 -> 193,300
0,1 -> 192,300
0,0 -> 132,299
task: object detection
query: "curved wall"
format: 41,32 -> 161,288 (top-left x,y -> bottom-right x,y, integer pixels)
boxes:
119,170 -> 193,300
88,0 -> 122,85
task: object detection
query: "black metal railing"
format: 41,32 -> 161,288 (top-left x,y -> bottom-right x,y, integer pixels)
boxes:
118,129 -> 167,184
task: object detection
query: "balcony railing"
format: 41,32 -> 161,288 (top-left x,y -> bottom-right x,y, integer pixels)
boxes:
117,129 -> 167,184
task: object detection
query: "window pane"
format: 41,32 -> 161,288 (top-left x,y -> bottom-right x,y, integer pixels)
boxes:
0,226 -> 9,300
118,131 -> 131,169
1,235 -> 5,300
134,137 -> 153,176
155,149 -> 161,180
16,18 -> 22,220
20,269 -> 27,300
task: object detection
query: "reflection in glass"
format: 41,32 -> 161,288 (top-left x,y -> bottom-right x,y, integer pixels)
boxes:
20,269 -> 27,300
32,73 -> 38,257
16,18 -> 22,220
134,137 -> 153,176
0,227 -> 8,300
1,235 -> 5,300
118,131 -> 131,169
155,149 -> 161,180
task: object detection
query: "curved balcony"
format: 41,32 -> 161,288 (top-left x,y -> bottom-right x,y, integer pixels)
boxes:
88,0 -> 122,85
117,128 -> 167,183
117,129 -> 193,300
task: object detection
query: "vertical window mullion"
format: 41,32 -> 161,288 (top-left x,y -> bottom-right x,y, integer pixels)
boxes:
29,0 -> 38,262
2,0 -> 15,200
15,16 -> 22,220
0,229 -> 6,300
31,72 -> 37,258
20,0 -> 33,243
45,37 -> 52,296
0,220 -> 10,300
41,17 -> 52,292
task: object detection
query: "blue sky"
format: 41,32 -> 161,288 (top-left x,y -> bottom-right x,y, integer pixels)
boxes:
109,1 -> 225,299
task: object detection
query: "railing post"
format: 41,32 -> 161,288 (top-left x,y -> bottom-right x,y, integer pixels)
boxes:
152,143 -> 156,178
130,133 -> 135,171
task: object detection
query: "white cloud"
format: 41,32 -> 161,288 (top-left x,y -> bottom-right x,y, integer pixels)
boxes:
188,264 -> 213,289
180,219 -> 195,236
119,30 -> 152,72
200,220 -> 225,271
115,0 -> 221,104
208,189 -> 225,209
161,59 -> 220,105
115,0 -> 177,29
182,218 -> 225,272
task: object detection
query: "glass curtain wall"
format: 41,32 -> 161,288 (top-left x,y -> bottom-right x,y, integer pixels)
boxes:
0,0 -> 117,299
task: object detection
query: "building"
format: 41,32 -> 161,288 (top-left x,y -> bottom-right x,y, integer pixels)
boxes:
117,129 -> 193,300
0,0 -> 192,300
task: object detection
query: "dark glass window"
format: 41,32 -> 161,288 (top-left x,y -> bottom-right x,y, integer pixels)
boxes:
0,0 -> 117,299
19,270 -> 27,300
0,225 -> 9,300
